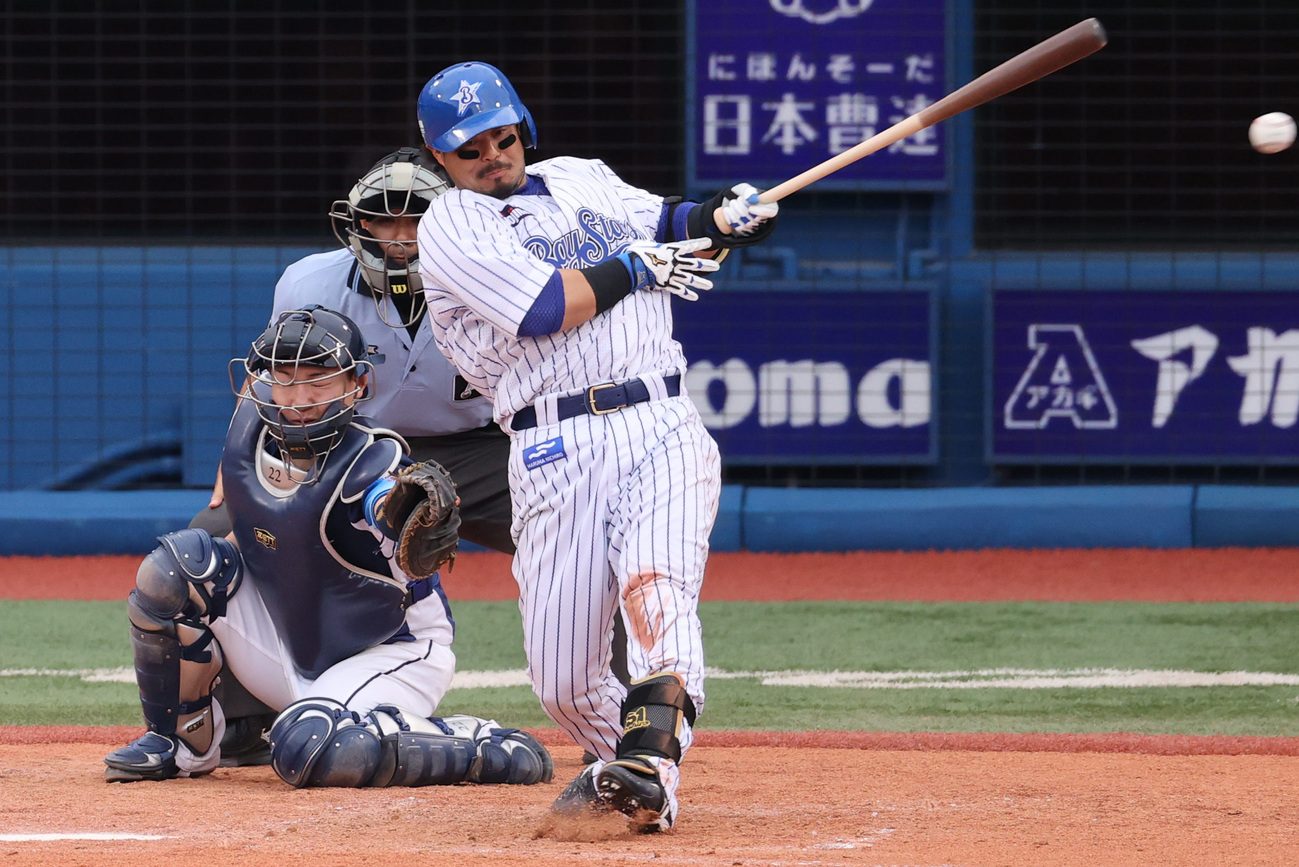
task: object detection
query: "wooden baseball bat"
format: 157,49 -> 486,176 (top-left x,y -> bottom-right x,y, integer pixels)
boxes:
716,17 -> 1107,223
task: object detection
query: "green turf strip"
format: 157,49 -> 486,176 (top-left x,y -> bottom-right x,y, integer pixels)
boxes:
2,599 -> 1297,734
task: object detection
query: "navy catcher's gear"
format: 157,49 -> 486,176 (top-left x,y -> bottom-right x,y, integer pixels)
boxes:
439,714 -> 554,785
104,731 -> 215,783
268,700 -> 550,788
221,396 -> 412,680
329,149 -> 450,327
418,61 -> 537,153
234,306 -> 373,473
134,529 -> 242,623
269,699 -> 392,788
126,529 -> 242,758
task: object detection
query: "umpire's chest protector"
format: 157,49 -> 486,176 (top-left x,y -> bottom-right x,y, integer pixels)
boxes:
222,399 -> 409,680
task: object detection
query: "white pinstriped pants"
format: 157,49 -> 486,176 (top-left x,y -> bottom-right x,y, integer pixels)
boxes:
507,392 -> 721,761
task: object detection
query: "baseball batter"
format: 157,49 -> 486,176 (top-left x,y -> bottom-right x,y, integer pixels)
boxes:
104,307 -> 552,789
415,61 -> 779,831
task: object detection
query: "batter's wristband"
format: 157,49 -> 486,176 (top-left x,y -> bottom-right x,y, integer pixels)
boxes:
585,256 -> 635,314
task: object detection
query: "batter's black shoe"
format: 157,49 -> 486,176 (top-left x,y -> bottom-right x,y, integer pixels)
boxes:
218,713 -> 275,767
580,750 -> 599,764
550,761 -> 612,817
105,732 -> 214,783
596,756 -> 679,833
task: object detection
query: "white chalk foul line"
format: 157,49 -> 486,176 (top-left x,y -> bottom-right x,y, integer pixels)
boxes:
753,668 -> 1299,689
0,833 -> 168,842
5,666 -> 1299,690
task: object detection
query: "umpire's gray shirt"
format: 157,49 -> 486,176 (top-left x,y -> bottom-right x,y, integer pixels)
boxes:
272,248 -> 494,437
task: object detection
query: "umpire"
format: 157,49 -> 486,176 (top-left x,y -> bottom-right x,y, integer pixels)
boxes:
192,148 -> 627,762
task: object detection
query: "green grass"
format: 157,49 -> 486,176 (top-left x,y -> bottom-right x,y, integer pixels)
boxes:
3,599 -> 1298,734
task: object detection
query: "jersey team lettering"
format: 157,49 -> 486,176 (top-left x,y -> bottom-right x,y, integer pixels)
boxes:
522,207 -> 642,267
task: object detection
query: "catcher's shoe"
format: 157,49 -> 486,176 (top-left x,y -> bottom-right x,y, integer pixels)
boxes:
596,755 -> 680,833
104,732 -> 216,783
218,713 -> 275,768
551,760 -> 612,817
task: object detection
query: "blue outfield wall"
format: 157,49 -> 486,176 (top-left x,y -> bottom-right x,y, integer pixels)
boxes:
3,485 -> 1298,556
4,238 -> 1299,554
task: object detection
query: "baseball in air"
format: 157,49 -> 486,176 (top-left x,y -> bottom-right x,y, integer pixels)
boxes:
1249,112 -> 1296,154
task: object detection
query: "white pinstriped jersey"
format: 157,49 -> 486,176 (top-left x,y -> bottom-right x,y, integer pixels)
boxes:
419,152 -> 719,768
416,157 -> 687,421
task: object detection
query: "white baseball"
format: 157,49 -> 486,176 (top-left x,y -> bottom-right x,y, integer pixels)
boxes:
1249,112 -> 1296,154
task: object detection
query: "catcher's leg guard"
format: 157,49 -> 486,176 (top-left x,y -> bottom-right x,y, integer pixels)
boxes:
268,701 -> 471,788
107,530 -> 241,782
268,702 -> 553,788
438,714 -> 554,785
596,673 -> 697,832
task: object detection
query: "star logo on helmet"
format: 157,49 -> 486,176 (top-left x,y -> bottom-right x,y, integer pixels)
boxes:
450,80 -> 482,116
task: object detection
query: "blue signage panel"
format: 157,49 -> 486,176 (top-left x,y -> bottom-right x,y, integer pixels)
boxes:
673,289 -> 934,464
689,0 -> 948,191
992,290 -> 1299,463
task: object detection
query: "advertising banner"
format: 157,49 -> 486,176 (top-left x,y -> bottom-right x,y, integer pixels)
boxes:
993,290 -> 1299,462
674,289 -> 934,463
689,0 -> 948,190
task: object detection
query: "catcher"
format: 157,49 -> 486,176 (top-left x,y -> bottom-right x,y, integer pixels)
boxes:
104,306 -> 552,789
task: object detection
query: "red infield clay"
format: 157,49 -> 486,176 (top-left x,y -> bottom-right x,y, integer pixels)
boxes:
3,548 -> 1298,863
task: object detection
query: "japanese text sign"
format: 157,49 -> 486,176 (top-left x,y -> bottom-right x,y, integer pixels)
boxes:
993,290 -> 1299,462
689,0 -> 948,190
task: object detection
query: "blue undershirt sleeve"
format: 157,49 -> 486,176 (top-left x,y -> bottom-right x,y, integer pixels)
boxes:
363,476 -> 398,539
517,269 -> 567,337
660,201 -> 699,242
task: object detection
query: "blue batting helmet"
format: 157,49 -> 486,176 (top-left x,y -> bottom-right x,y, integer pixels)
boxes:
417,61 -> 537,153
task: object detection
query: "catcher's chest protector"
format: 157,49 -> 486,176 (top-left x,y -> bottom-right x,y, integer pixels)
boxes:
222,398 -> 409,679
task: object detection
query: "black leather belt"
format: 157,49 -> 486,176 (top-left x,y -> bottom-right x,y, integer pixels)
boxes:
510,374 -> 682,432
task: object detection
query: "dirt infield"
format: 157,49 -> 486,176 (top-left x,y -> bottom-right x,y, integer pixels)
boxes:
3,548 -> 1299,864
1,742 -> 1295,866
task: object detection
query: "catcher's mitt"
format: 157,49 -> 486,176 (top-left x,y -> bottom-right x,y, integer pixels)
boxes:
382,460 -> 461,578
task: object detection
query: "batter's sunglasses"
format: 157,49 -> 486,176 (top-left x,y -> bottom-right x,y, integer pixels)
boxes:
454,133 -> 517,160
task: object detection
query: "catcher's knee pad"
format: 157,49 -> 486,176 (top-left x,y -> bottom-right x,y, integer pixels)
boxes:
127,531 -> 238,756
269,701 -> 476,789
616,673 -> 697,764
270,699 -> 385,788
132,529 -> 242,627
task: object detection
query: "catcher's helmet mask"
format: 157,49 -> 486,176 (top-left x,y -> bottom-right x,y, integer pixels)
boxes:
329,148 -> 450,328
417,61 -> 538,154
231,307 -> 374,482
